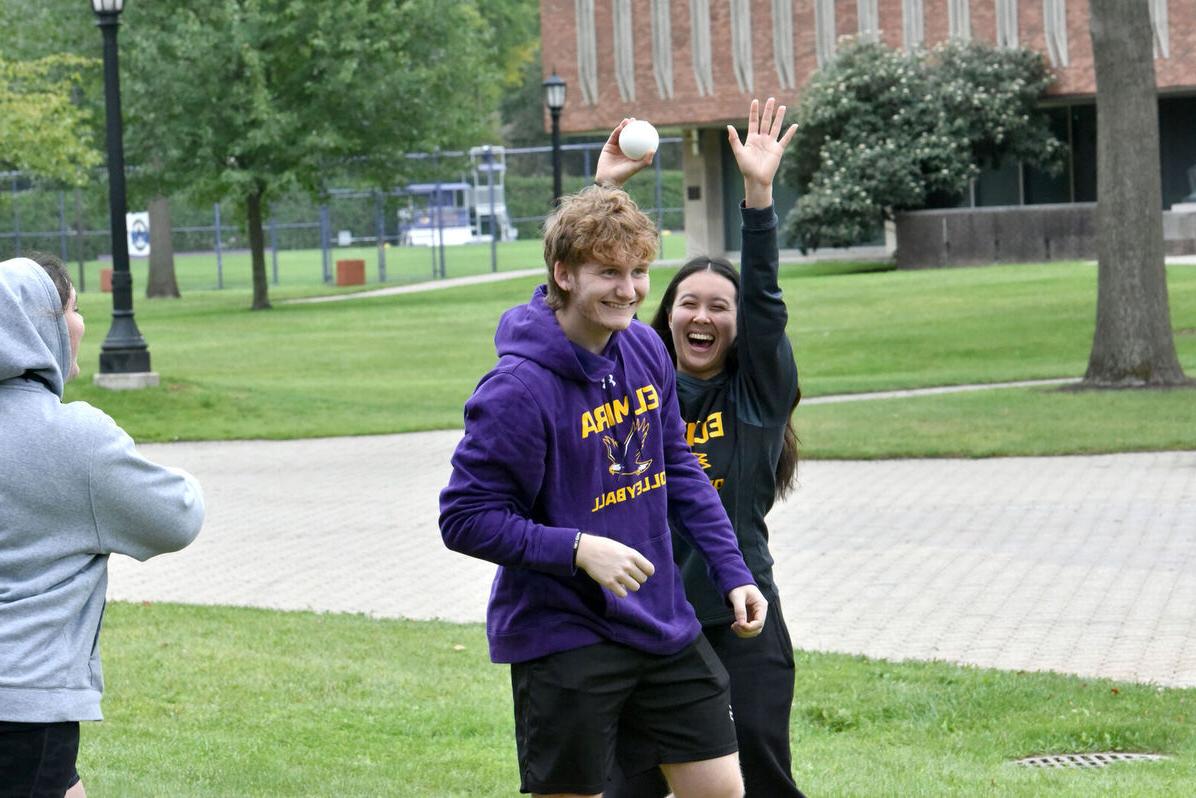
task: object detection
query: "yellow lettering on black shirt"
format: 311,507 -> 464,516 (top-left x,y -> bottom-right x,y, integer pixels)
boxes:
686,411 -> 724,446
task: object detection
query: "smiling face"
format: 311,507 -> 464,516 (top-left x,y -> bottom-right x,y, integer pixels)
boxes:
668,269 -> 737,380
553,258 -> 649,353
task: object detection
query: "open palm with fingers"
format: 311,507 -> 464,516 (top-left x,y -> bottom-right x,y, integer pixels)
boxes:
728,98 -> 797,206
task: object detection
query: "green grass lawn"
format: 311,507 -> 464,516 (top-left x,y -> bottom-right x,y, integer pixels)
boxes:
65,260 -> 1196,456
796,383 -> 1196,458
79,602 -> 1196,798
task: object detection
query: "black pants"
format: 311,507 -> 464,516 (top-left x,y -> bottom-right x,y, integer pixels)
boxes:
0,721 -> 80,798
607,598 -> 806,798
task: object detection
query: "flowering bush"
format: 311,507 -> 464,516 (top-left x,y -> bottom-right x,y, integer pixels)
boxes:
783,40 -> 1063,251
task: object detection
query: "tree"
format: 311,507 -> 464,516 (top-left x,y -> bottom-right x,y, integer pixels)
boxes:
501,49 -> 552,150
1,0 -> 183,290
120,0 -> 499,310
0,54 -> 99,183
783,40 -> 1061,251
146,195 -> 180,298
1083,0 -> 1188,387
476,0 -> 539,92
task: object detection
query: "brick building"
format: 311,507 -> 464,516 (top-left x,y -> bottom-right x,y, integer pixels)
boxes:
541,0 -> 1196,256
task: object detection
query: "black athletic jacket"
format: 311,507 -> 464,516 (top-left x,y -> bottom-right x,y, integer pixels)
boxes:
670,204 -> 800,624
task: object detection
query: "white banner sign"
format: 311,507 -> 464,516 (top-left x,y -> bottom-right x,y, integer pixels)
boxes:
126,211 -> 150,257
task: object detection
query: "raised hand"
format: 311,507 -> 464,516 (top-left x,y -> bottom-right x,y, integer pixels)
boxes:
594,118 -> 655,189
575,532 -> 656,598
727,97 -> 798,209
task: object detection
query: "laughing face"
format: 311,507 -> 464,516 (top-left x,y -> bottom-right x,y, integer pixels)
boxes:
668,269 -> 737,380
553,259 -> 650,353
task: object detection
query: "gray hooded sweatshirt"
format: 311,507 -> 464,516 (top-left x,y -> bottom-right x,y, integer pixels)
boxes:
0,257 -> 204,723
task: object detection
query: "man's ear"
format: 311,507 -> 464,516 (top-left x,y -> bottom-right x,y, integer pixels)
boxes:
552,260 -> 572,293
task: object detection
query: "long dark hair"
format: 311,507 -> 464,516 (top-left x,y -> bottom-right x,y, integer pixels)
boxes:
650,256 -> 800,502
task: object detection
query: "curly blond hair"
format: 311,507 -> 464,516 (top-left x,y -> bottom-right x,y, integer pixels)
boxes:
542,185 -> 659,310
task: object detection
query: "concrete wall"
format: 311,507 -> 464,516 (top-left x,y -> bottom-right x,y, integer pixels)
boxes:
682,128 -> 727,258
895,204 -> 1196,269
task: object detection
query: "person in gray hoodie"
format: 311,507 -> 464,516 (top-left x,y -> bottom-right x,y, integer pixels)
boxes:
0,254 -> 205,797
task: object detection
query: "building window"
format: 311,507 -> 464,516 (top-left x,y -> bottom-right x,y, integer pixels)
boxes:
903,0 -> 924,52
1150,0 -> 1170,59
949,0 -> 971,41
613,0 -> 636,102
576,0 -> 599,105
730,0 -> 754,93
996,0 -> 1018,48
858,0 -> 880,44
815,0 -> 835,67
1043,0 -> 1068,67
772,0 -> 796,89
691,0 -> 715,96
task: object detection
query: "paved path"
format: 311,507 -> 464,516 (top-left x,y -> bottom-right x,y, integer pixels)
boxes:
284,252 -> 1196,306
109,259 -> 1196,688
283,245 -> 892,305
286,268 -> 542,304
108,435 -> 1196,688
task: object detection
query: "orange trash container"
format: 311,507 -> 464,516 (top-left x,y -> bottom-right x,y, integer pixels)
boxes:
335,259 -> 365,286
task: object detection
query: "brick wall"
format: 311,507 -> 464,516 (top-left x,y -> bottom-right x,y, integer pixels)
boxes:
543,0 -> 1196,134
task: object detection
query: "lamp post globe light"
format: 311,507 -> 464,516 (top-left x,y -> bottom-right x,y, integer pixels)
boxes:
542,72 -> 566,206
92,0 -> 157,390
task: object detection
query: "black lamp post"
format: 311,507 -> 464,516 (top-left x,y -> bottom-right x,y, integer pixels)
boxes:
92,0 -> 152,380
542,72 -> 566,206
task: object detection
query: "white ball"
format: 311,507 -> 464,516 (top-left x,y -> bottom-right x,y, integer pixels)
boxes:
619,120 -> 659,160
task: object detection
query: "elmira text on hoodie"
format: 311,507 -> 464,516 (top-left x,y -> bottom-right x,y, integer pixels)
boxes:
440,285 -> 754,664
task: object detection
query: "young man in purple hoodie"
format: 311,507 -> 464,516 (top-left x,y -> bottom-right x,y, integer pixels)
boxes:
440,129 -> 768,798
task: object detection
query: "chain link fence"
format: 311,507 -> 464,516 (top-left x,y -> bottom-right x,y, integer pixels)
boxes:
0,138 -> 684,294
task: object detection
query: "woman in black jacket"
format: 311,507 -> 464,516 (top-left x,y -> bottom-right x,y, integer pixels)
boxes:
602,98 -> 805,797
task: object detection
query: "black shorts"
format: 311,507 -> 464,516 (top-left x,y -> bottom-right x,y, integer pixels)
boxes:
0,721 -> 81,798
510,636 -> 737,795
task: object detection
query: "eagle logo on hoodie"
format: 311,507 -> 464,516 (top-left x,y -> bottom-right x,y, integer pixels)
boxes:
602,418 -> 653,477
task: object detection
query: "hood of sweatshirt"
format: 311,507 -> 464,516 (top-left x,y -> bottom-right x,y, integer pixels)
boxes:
494,285 -> 617,385
0,258 -> 69,398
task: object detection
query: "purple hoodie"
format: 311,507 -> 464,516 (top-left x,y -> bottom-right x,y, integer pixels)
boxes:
440,285 -> 755,664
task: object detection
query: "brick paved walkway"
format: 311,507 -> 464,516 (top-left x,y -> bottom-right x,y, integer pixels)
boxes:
108,437 -> 1196,688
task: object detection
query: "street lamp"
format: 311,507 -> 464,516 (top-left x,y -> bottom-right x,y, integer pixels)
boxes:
92,0 -> 156,389
542,72 -> 566,206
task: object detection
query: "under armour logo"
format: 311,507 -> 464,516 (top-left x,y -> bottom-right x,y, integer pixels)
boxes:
601,374 -> 617,390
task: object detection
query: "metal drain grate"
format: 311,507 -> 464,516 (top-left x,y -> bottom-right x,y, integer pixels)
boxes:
1015,752 -> 1170,769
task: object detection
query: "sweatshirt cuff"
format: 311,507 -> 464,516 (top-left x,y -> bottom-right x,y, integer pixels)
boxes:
715,560 -> 757,597
536,524 -> 582,577
740,203 -> 777,232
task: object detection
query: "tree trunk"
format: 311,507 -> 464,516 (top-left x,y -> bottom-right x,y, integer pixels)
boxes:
247,185 -> 271,310
1083,0 -> 1187,386
146,194 -> 180,298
